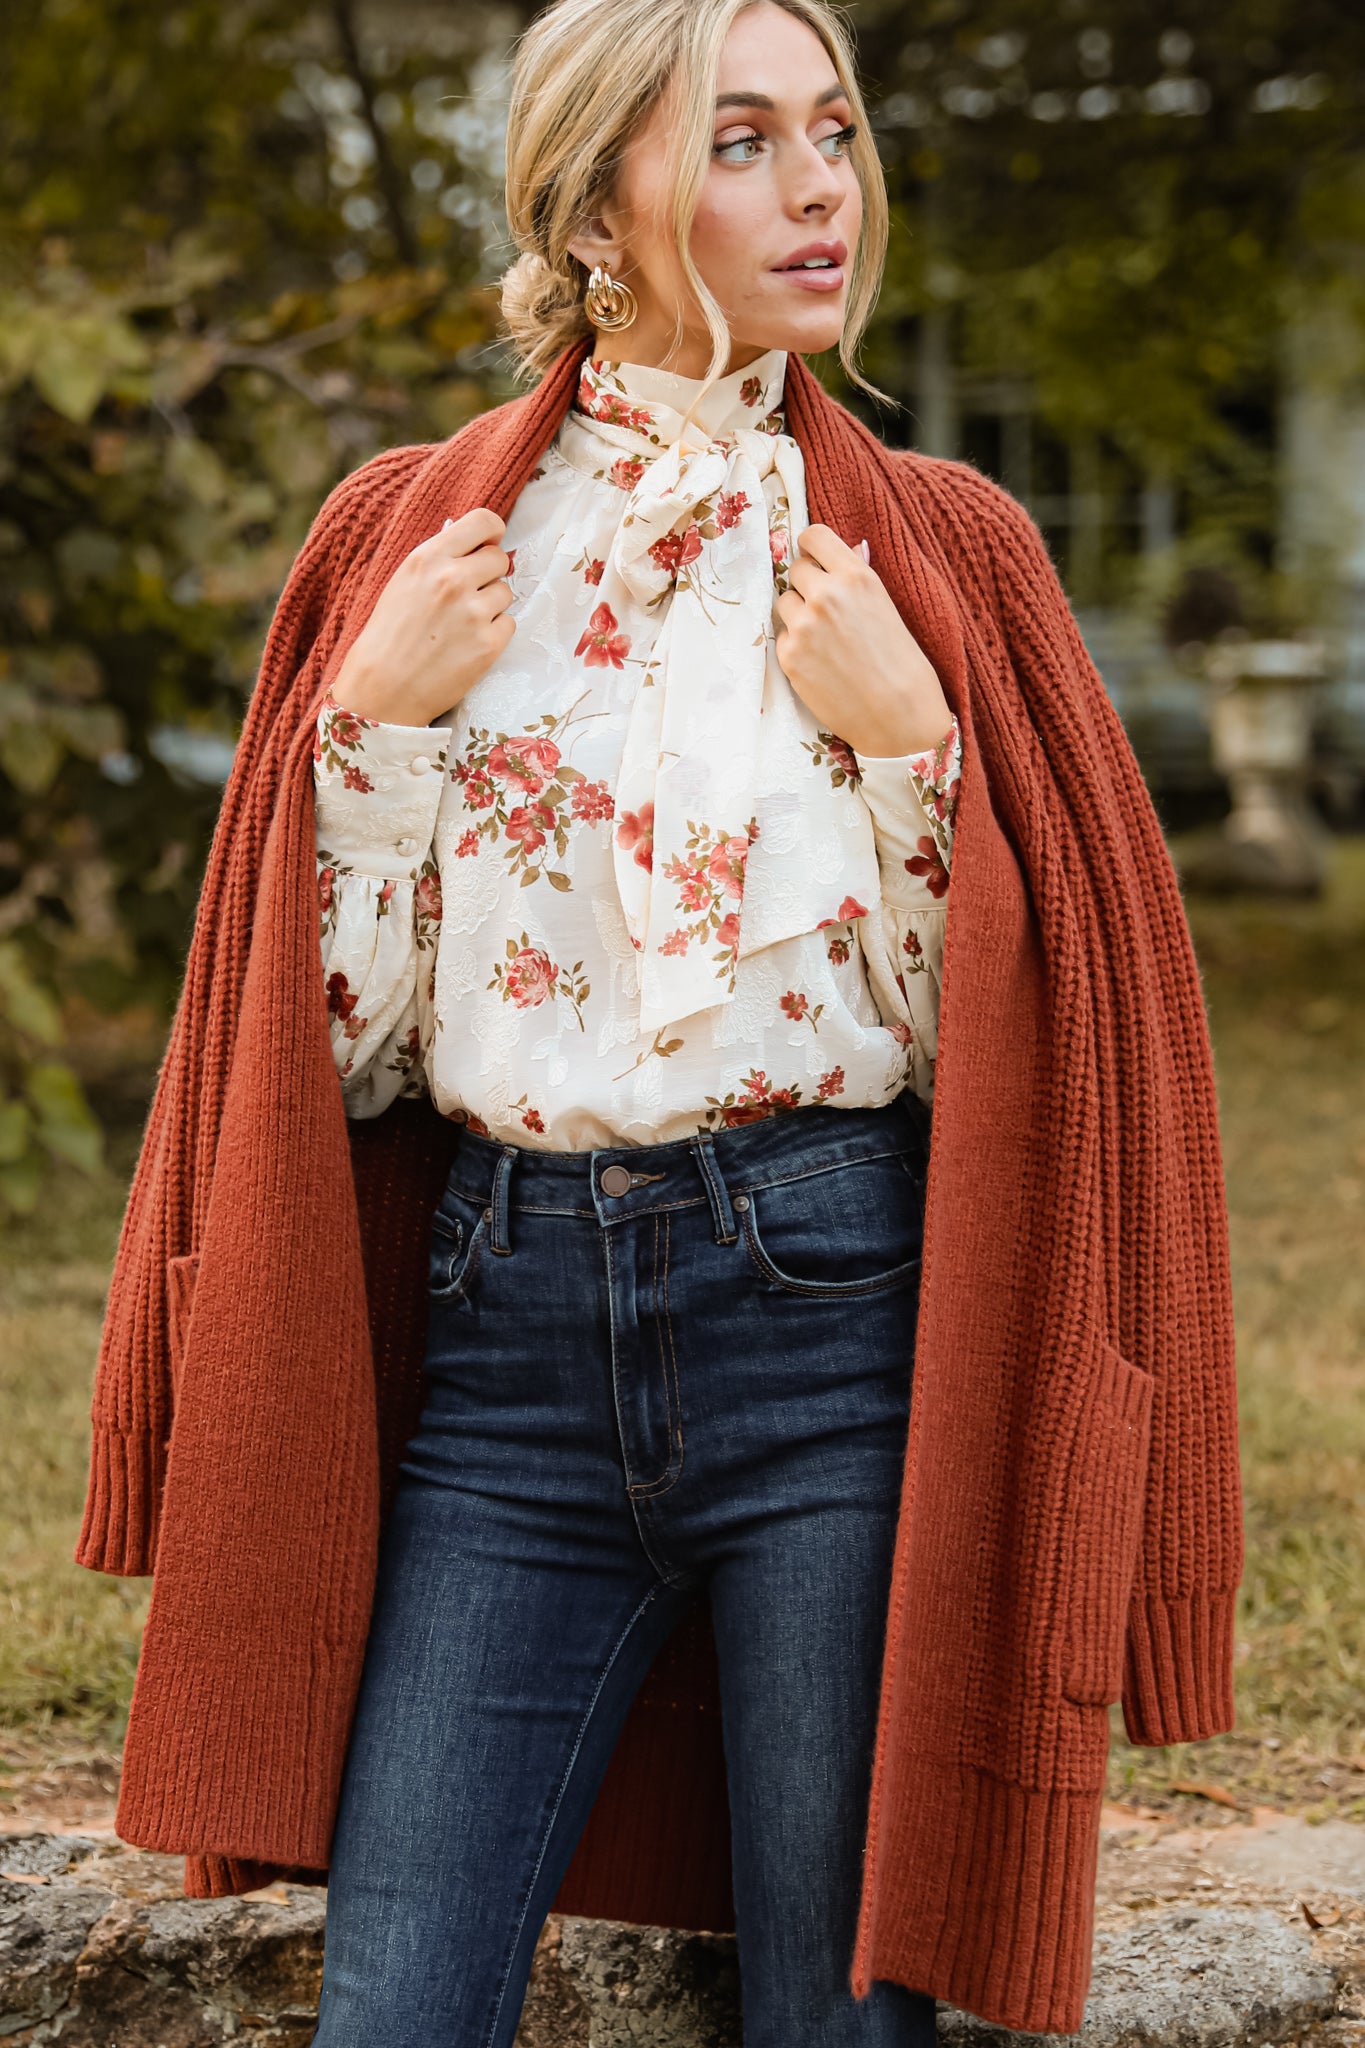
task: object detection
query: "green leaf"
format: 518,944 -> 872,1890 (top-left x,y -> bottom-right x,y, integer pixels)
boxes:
0,1154 -> 43,1217
0,1097 -> 32,1164
24,1061 -> 105,1174
0,944 -> 63,1044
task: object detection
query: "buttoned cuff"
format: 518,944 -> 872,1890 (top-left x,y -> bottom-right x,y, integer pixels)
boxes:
313,694 -> 453,877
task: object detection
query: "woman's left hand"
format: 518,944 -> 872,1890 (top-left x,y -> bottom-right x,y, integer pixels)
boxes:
773,525 -> 954,757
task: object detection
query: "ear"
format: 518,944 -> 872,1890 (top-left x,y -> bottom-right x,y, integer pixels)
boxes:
566,213 -> 619,274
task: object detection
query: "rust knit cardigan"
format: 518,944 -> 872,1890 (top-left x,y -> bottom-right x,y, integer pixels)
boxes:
76,336 -> 1243,2036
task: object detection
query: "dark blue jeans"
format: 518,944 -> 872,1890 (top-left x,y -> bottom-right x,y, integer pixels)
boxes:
312,1092 -> 938,2048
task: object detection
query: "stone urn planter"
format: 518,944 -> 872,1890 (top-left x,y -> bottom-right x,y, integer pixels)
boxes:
1182,636 -> 1331,894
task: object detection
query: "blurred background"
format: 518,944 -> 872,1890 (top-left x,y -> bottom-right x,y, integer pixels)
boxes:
0,0 -> 1361,1830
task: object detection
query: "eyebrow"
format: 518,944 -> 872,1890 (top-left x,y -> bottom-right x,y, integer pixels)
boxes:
714,83 -> 849,111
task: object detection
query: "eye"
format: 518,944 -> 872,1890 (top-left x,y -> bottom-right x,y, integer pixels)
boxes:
817,121 -> 858,159
714,129 -> 764,162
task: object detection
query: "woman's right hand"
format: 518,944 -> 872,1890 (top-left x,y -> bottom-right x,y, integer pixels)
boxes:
327,507 -> 515,728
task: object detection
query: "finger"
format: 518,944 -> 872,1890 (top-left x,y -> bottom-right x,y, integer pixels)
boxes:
795,523 -> 858,570
773,587 -> 805,630
463,540 -> 513,590
435,506 -> 506,553
784,556 -> 823,602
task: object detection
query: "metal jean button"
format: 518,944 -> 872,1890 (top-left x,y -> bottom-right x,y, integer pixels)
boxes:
599,1163 -> 632,1197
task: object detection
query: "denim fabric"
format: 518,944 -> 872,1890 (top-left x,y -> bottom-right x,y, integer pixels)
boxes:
312,1091 -> 938,2048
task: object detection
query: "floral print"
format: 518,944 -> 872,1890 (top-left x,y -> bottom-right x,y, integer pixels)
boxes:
311,346 -> 962,1146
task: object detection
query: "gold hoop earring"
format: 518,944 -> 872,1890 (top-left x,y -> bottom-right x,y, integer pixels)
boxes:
584,261 -> 638,331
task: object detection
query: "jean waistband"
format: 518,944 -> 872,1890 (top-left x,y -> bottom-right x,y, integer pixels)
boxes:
443,1091 -> 929,1254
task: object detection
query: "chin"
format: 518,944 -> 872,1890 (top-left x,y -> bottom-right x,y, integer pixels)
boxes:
734,307 -> 847,359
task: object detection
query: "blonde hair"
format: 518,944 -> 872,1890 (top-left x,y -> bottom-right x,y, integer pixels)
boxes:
498,0 -> 890,407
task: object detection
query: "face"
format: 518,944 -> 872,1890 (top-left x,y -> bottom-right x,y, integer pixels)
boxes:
566,1 -> 863,377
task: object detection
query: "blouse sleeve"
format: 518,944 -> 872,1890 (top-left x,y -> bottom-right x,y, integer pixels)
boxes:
313,688 -> 453,1118
851,714 -> 963,1103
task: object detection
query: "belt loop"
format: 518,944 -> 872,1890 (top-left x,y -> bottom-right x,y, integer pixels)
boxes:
489,1144 -> 517,1255
691,1132 -> 737,1245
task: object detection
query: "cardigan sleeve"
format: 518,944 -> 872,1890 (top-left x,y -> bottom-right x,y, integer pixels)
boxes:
314,689 -> 452,1118
851,715 -> 962,1102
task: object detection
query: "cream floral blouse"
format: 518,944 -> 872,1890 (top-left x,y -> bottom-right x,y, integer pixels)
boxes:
313,348 -> 962,1151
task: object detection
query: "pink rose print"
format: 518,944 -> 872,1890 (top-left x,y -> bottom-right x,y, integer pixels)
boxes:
739,375 -> 764,407
506,798 -> 557,855
488,930 -> 590,1028
570,779 -> 614,824
574,600 -> 631,668
816,895 -> 869,929
576,367 -> 654,432
781,989 -> 825,1033
522,1106 -> 546,1134
455,828 -> 479,857
804,729 -> 862,789
675,867 -> 713,913
715,489 -> 750,531
905,837 -> 949,899
585,557 -> 605,585
827,936 -> 851,965
609,455 -> 646,491
616,801 -> 654,872
707,833 -> 750,900
661,928 -> 690,956
454,759 -> 498,809
648,524 -> 704,579
504,944 -> 557,1009
342,761 -> 374,794
487,734 -> 561,796
714,911 -> 741,962
415,870 -> 443,922
318,866 -> 335,915
702,1063 -> 820,1129
769,527 -> 789,565
326,971 -> 358,1022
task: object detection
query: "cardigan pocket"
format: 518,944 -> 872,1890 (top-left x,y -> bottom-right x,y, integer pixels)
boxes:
1058,1336 -> 1155,1707
166,1252 -> 201,1407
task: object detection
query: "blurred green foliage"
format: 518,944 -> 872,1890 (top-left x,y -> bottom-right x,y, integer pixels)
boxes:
4,0 -> 1365,1217
0,0 -> 510,1218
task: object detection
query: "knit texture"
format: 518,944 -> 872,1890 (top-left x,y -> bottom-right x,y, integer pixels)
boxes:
75,337 -> 1242,2035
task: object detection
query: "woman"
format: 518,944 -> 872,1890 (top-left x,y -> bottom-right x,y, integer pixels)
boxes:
75,0 -> 1243,2042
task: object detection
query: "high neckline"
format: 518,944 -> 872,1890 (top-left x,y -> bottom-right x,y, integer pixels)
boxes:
571,347 -> 788,453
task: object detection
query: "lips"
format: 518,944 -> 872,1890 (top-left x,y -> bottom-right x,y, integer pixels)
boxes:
773,239 -> 848,272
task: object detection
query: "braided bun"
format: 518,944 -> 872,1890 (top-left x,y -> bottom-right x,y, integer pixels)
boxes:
498,250 -> 593,382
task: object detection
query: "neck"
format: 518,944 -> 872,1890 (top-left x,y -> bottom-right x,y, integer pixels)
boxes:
589,328 -> 775,380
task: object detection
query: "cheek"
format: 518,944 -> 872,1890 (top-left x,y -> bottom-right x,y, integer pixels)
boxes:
690,185 -> 769,298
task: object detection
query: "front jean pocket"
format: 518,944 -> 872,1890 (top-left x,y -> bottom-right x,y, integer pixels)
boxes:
737,1147 -> 925,1297
1059,1336 -> 1155,1707
427,1194 -> 489,1303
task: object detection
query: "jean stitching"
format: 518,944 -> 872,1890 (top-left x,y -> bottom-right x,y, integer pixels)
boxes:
738,1199 -> 922,1299
479,1581 -> 669,2048
628,1210 -> 683,1499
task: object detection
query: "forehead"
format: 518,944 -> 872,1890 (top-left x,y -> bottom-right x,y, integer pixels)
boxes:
714,4 -> 844,103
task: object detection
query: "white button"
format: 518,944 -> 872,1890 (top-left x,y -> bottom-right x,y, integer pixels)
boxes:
396,836 -> 417,857
409,754 -> 431,775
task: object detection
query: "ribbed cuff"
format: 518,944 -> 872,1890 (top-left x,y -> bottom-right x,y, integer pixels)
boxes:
1121,1589 -> 1238,1746
850,1760 -> 1102,2034
73,1424 -> 168,1578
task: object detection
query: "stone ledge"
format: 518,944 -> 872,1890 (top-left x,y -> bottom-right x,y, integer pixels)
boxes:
0,1826 -> 1354,2046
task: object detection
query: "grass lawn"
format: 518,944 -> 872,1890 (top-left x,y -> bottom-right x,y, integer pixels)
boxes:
2,841 -> 1364,1825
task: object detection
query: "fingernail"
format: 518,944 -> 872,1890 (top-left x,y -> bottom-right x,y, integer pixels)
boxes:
859,538 -> 871,564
